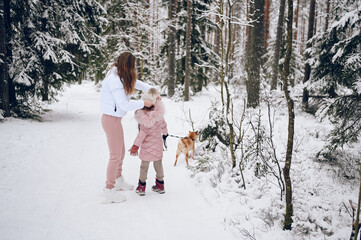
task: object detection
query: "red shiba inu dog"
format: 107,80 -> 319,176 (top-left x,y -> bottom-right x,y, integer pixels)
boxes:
174,131 -> 198,166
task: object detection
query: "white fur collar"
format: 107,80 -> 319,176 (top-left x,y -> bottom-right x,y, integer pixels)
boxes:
134,101 -> 165,128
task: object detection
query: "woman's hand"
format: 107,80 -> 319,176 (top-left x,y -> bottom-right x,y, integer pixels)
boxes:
156,93 -> 161,101
144,100 -> 153,108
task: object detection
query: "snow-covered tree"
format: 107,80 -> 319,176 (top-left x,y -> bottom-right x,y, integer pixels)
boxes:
104,0 -> 165,85
2,0 -> 106,117
309,1 -> 361,151
161,0 -> 214,97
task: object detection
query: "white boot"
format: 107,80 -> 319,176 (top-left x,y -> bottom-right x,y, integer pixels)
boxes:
101,187 -> 126,204
114,176 -> 134,191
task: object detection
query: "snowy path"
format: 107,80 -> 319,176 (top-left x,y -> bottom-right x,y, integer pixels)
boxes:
0,82 -> 236,240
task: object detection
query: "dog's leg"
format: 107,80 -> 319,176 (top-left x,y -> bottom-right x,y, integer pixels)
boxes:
192,142 -> 195,159
174,156 -> 178,166
174,147 -> 181,166
185,152 -> 189,166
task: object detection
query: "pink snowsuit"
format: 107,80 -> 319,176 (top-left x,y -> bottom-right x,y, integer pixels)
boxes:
133,100 -> 168,161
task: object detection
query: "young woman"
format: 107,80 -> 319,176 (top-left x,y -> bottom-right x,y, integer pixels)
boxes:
100,52 -> 155,203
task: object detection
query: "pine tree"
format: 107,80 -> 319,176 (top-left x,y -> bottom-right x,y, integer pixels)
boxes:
310,3 -> 361,151
170,0 -> 213,96
5,0 -> 105,117
101,0 -> 130,62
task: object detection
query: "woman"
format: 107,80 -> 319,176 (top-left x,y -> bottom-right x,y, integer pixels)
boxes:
100,52 -> 155,203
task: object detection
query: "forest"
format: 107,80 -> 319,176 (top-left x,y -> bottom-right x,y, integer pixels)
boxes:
0,0 -> 360,239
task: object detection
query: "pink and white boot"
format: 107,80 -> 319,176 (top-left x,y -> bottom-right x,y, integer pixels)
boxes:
136,180 -> 146,196
152,179 -> 165,194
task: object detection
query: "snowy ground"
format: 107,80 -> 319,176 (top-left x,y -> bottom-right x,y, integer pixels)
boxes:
0,81 -> 236,240
0,81 -> 359,240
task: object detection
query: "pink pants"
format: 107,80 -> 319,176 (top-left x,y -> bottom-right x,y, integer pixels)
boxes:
101,114 -> 125,189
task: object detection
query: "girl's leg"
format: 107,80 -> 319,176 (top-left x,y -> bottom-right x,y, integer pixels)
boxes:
101,115 -> 125,189
153,159 -> 164,181
139,161 -> 150,182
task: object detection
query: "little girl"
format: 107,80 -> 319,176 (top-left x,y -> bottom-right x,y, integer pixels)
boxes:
130,88 -> 168,196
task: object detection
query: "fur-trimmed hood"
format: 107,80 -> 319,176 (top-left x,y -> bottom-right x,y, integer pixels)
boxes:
134,100 -> 165,128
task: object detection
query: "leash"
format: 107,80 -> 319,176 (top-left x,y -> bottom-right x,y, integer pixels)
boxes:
163,134 -> 193,151
168,134 -> 190,139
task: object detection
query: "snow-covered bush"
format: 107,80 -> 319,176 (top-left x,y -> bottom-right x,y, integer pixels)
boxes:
198,101 -> 229,151
194,96 -> 286,196
317,147 -> 361,180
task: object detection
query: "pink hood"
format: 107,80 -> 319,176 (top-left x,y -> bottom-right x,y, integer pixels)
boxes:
134,101 -> 165,127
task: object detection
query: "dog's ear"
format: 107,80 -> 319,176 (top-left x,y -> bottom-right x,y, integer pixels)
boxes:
195,131 -> 198,134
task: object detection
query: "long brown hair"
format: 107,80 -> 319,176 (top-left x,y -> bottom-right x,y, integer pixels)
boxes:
114,52 -> 137,95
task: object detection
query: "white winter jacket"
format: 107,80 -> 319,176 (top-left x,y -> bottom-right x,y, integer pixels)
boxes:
100,67 -> 152,117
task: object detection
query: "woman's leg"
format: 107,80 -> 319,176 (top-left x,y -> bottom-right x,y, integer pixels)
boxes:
116,134 -> 126,179
139,161 -> 150,182
153,160 -> 164,181
101,115 -> 125,189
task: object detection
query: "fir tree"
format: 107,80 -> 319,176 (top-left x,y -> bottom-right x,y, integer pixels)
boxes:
174,0 -> 214,94
7,0 -> 105,117
309,2 -> 361,151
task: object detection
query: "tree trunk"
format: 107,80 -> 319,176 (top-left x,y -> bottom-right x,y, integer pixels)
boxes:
175,0 -> 179,58
4,0 -> 14,107
354,162 -> 361,240
300,16 -> 306,55
314,3 -> 317,35
141,0 -> 150,81
168,0 -> 176,97
225,0 -> 232,79
214,14 -> 220,55
231,3 -> 239,61
293,0 -> 299,41
245,0 -> 250,48
213,12 -> 220,84
184,0 -> 191,102
42,79 -> 49,102
225,0 -> 236,169
302,0 -> 316,109
264,0 -> 270,49
282,0 -> 294,231
303,0 -> 315,83
0,0 -> 10,117
218,0 -> 224,106
324,0 -> 330,31
246,0 -> 264,108
270,0 -> 286,90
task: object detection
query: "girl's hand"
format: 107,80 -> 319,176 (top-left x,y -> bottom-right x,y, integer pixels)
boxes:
144,100 -> 153,108
129,145 -> 139,156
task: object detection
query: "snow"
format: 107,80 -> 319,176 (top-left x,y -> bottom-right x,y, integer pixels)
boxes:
0,82 -> 236,240
0,81 -> 359,240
